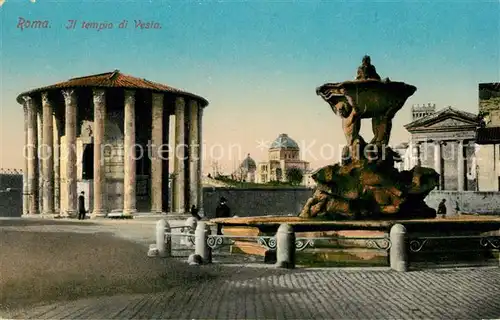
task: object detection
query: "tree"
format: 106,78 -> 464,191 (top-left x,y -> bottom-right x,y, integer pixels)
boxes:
286,167 -> 304,185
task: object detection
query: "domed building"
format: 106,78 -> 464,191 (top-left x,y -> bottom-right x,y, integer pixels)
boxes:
17,70 -> 208,218
256,133 -> 313,186
232,153 -> 257,182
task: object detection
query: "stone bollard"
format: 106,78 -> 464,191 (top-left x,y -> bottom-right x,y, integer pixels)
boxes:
181,217 -> 197,248
275,223 -> 296,269
156,219 -> 171,258
390,223 -> 408,272
195,221 -> 212,264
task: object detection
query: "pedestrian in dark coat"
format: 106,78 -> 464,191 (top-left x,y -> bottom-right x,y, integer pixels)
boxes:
437,199 -> 447,218
215,197 -> 231,235
78,191 -> 87,220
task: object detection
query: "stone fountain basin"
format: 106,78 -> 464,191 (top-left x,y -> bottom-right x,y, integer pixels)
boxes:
210,215 -> 500,266
316,80 -> 417,118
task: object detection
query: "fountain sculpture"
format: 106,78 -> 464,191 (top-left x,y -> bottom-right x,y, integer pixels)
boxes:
299,56 -> 439,220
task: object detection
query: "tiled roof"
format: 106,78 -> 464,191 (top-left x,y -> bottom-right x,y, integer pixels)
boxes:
16,70 -> 208,106
476,127 -> 500,144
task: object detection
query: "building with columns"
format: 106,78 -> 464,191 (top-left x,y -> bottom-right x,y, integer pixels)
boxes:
17,70 -> 208,217
255,133 -> 314,186
475,82 -> 500,191
396,104 -> 478,191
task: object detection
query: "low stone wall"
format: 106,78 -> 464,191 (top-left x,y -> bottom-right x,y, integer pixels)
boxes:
202,187 -> 314,218
2,173 -> 499,217
425,191 -> 500,216
0,174 -> 22,217
0,189 -> 22,217
203,188 -> 500,218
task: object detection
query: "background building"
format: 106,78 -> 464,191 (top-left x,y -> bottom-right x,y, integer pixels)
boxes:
396,104 -> 477,191
476,82 -> 500,191
232,154 -> 257,182
255,133 -> 313,186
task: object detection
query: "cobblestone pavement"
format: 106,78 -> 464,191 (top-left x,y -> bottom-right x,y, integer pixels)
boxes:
2,218 -> 500,319
5,266 -> 500,319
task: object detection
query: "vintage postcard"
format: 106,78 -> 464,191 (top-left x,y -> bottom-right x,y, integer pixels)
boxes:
0,0 -> 499,319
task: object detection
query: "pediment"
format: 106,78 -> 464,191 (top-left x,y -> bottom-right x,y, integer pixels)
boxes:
405,107 -> 478,132
423,117 -> 476,129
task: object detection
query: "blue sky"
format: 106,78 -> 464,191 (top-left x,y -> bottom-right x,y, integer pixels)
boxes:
1,0 -> 499,172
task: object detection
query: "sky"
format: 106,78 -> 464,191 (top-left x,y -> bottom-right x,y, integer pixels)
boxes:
1,0 -> 499,175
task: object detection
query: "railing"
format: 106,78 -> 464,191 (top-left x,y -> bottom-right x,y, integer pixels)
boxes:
148,218 -> 392,267
148,220 -> 500,272
409,235 -> 500,253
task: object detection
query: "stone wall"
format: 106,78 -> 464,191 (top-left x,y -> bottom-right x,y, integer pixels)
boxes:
2,174 -> 500,217
0,174 -> 22,217
202,188 -> 500,218
202,187 -> 314,218
424,191 -> 500,215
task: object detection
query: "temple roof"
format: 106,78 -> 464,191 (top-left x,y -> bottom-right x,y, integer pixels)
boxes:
270,133 -> 300,150
16,70 -> 208,106
404,106 -> 477,132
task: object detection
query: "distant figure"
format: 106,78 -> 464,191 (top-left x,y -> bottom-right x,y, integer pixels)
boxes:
437,199 -> 447,218
215,197 -> 231,235
190,205 -> 202,221
207,173 -> 212,179
78,191 -> 87,220
356,55 -> 381,81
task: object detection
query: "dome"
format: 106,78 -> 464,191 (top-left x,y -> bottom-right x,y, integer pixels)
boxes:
240,153 -> 257,171
269,133 -> 299,150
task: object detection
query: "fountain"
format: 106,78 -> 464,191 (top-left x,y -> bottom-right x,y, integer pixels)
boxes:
300,55 -> 438,220
211,56 -> 500,266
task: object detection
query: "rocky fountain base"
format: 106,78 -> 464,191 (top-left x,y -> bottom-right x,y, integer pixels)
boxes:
299,147 -> 439,220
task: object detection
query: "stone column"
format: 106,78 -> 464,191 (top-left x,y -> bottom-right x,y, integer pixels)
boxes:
37,108 -> 43,213
162,110 -> 170,213
457,140 -> 465,191
63,89 -> 77,217
173,96 -> 186,213
53,115 -> 61,213
415,142 -> 422,166
434,141 -> 443,190
151,92 -> 164,214
41,92 -> 55,215
24,97 -> 40,214
123,90 -> 137,216
25,96 -> 39,215
92,89 -> 107,217
188,100 -> 200,211
197,105 -> 204,212
22,101 -> 29,215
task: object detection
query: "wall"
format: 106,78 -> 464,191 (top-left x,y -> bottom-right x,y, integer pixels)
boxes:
202,187 -> 314,218
3,173 -> 500,217
203,188 -> 500,218
477,144 -> 499,191
0,174 -> 22,217
425,191 -> 500,215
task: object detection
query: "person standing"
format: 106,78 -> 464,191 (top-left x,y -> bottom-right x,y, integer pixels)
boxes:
215,197 -> 231,235
437,199 -> 447,218
78,191 -> 87,220
190,205 -> 202,221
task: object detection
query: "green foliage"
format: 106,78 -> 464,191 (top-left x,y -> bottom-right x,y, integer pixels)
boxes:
286,167 -> 304,185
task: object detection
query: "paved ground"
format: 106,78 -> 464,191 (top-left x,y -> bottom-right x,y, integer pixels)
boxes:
1,217 -> 500,319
